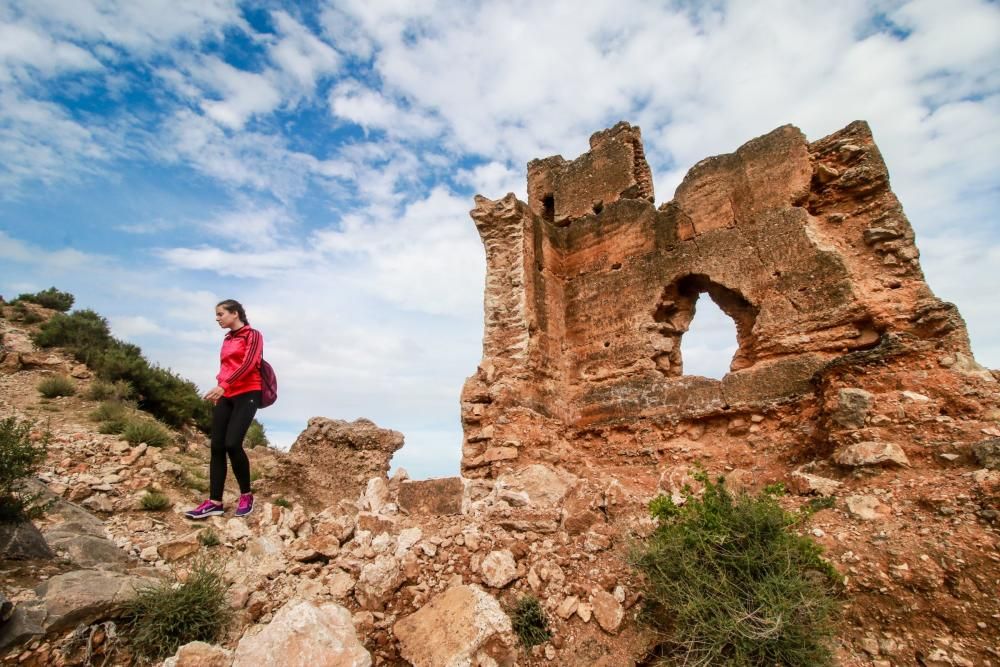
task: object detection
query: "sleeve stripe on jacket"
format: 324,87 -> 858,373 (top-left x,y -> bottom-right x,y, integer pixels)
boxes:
222,330 -> 261,387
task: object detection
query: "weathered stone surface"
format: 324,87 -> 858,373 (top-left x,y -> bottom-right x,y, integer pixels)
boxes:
591,590 -> 624,634
788,469 -> 842,497
495,464 -> 577,508
279,418 -> 404,508
232,599 -> 371,667
158,533 -> 201,561
355,554 -> 403,610
0,521 -> 54,561
972,438 -> 1000,470
397,477 -> 463,515
394,585 -> 512,667
0,569 -> 154,648
479,549 -> 518,588
834,441 -> 910,468
460,120 -> 983,476
832,388 -> 874,429
845,495 -> 888,521
163,641 -> 233,667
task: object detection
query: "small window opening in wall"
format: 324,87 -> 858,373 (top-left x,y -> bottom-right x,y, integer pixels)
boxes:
542,195 -> 555,223
680,296 -> 738,380
593,201 -> 604,214
611,262 -> 622,271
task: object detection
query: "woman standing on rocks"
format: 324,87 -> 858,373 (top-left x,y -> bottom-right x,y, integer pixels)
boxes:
185,299 -> 262,520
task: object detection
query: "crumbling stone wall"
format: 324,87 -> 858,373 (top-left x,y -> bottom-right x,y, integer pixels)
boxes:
462,120 -> 984,476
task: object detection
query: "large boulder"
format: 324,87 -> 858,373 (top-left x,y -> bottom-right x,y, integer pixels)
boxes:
0,521 -> 54,561
0,569 -> 155,649
393,585 -> 514,667
397,477 -> 464,515
279,418 -> 404,509
162,641 -> 233,667
232,599 -> 370,667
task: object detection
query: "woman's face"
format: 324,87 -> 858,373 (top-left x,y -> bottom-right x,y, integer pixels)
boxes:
215,306 -> 241,329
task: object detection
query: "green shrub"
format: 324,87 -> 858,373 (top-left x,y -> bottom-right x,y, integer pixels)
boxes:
122,420 -> 173,448
139,491 -> 170,511
244,420 -> 268,448
0,418 -> 49,523
183,467 -> 209,493
84,379 -> 134,401
198,529 -> 220,547
37,375 -> 77,398
91,400 -> 135,434
16,287 -> 74,312
33,311 -> 212,432
509,595 -> 551,649
273,496 -> 291,509
633,473 -> 841,666
120,559 -> 232,660
9,302 -> 43,324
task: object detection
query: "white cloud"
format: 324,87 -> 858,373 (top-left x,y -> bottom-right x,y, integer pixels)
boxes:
329,80 -> 441,138
5,0 -> 243,54
269,10 -> 341,91
110,314 -> 159,338
195,57 -> 283,130
456,161 -> 525,200
0,22 -> 102,81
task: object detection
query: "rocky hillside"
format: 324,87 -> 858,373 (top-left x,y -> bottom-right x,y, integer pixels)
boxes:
1,298 -> 999,666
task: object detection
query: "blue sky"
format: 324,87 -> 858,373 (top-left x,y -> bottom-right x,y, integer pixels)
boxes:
2,0 -> 998,479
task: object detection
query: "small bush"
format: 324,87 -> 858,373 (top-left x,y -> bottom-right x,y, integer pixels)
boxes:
37,375 -> 76,398
16,287 -> 74,312
244,420 -> 268,448
0,417 -> 49,522
139,491 -> 170,511
122,420 -> 173,448
198,529 -> 220,547
273,496 -> 291,509
249,469 -> 263,483
120,559 -> 232,660
84,379 -> 134,401
10,302 -> 43,324
183,467 -> 209,493
510,595 -> 551,649
634,473 -> 841,666
90,400 -> 135,435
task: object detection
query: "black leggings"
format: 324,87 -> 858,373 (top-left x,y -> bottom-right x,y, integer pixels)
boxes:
209,390 -> 260,501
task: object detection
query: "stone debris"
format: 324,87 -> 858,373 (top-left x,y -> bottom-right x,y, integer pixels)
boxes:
232,599 -> 371,667
162,641 -> 233,667
393,585 -> 513,667
833,441 -> 910,468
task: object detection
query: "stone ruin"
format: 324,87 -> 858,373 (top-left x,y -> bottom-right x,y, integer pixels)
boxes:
461,120 -> 994,478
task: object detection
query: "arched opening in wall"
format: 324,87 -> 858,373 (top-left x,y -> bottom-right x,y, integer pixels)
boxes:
652,275 -> 758,379
681,296 -> 738,380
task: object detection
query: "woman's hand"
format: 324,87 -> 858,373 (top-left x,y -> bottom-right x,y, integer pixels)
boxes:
203,385 -> 225,403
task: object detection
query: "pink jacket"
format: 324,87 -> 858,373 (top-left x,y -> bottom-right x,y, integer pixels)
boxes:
216,325 -> 263,397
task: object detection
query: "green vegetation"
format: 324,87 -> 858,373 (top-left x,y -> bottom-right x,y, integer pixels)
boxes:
32,304 -> 211,432
273,496 -> 291,509
139,491 -> 170,511
121,419 -> 174,448
633,472 -> 841,667
37,374 -> 77,398
8,301 -> 44,324
120,559 -> 232,660
198,529 -> 220,547
244,420 -> 268,448
0,417 -> 49,523
182,465 -> 209,493
84,379 -> 134,401
90,399 -> 135,435
509,595 -> 552,649
16,287 -> 75,312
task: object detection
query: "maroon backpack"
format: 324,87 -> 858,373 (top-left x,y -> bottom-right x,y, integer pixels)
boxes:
259,359 -> 277,408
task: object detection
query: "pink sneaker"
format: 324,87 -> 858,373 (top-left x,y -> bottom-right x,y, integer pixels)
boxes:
235,493 -> 254,517
185,499 -> 223,520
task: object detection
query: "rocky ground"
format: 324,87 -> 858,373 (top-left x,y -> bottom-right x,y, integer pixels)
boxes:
1,307 -> 999,666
